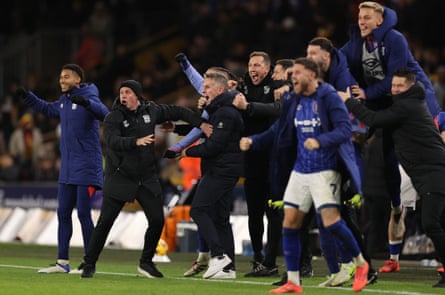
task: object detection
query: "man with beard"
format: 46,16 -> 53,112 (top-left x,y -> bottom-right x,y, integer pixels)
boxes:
242,58 -> 369,293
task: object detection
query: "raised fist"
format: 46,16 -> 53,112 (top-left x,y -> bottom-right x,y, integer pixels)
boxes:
175,52 -> 186,63
175,52 -> 189,71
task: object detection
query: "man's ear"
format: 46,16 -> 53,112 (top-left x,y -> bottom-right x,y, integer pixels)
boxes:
311,71 -> 317,80
75,75 -> 82,84
376,15 -> 384,26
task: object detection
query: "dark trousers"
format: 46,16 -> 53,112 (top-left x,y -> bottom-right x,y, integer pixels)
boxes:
363,196 -> 391,258
382,128 -> 401,208
57,184 -> 94,259
421,192 -> 445,265
263,206 -> 284,267
244,176 -> 270,261
190,174 -> 238,263
84,186 -> 164,265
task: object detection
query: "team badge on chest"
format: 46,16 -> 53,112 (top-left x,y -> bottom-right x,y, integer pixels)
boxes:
142,114 -> 151,124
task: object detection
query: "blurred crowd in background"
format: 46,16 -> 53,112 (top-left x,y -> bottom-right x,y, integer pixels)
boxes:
1,0 -> 445,183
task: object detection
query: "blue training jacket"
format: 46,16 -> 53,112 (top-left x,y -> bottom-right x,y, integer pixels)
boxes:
340,6 -> 441,117
24,83 -> 109,188
250,82 -> 362,200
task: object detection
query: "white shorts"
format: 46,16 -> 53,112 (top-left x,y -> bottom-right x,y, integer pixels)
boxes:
283,170 -> 341,213
399,164 -> 419,210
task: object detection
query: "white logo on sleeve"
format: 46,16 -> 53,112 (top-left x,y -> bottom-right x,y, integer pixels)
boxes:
217,121 -> 224,129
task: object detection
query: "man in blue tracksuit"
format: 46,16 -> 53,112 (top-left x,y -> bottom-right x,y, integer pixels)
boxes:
340,2 -> 440,117
307,36 -> 377,285
16,64 -> 109,273
340,1 -> 442,274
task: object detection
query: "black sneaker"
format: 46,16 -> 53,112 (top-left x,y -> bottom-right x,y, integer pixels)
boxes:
300,262 -> 313,278
138,262 -> 163,278
245,261 -> 279,277
272,272 -> 287,286
433,273 -> 445,288
367,270 -> 378,285
80,263 -> 96,278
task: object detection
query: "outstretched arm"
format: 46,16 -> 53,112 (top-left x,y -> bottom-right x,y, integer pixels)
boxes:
176,53 -> 204,95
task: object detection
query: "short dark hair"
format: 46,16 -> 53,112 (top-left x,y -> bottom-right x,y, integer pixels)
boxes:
62,64 -> 85,82
275,59 -> 295,71
308,37 -> 334,55
393,68 -> 416,84
294,57 -> 320,78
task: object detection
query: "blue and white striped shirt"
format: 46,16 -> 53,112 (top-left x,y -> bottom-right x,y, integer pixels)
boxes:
294,96 -> 337,173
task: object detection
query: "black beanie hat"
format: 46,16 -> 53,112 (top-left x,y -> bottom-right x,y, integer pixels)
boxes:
120,80 -> 142,98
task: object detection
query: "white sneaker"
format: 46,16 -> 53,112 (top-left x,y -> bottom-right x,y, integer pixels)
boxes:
38,260 -> 70,273
330,263 -> 356,286
210,269 -> 236,279
68,268 -> 82,274
202,254 -> 231,279
318,274 -> 336,287
69,262 -> 86,274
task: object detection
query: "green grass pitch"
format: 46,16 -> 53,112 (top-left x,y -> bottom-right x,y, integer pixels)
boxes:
0,243 -> 443,295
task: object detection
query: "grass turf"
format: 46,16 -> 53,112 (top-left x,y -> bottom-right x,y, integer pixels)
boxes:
0,243 -> 443,295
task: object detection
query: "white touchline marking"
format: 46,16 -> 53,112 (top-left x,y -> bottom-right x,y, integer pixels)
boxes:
0,264 -> 439,295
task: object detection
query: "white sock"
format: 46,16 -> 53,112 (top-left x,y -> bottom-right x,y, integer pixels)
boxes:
288,271 -> 301,285
389,254 -> 400,262
57,259 -> 69,265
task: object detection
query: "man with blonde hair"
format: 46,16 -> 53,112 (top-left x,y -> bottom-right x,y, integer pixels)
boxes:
341,1 -> 442,274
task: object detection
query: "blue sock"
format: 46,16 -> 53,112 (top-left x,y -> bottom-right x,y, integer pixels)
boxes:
326,219 -> 361,258
316,214 -> 340,274
389,241 -> 403,256
283,227 -> 301,271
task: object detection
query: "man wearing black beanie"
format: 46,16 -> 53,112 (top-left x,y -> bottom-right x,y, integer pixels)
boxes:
81,79 -> 210,279
119,80 -> 143,98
